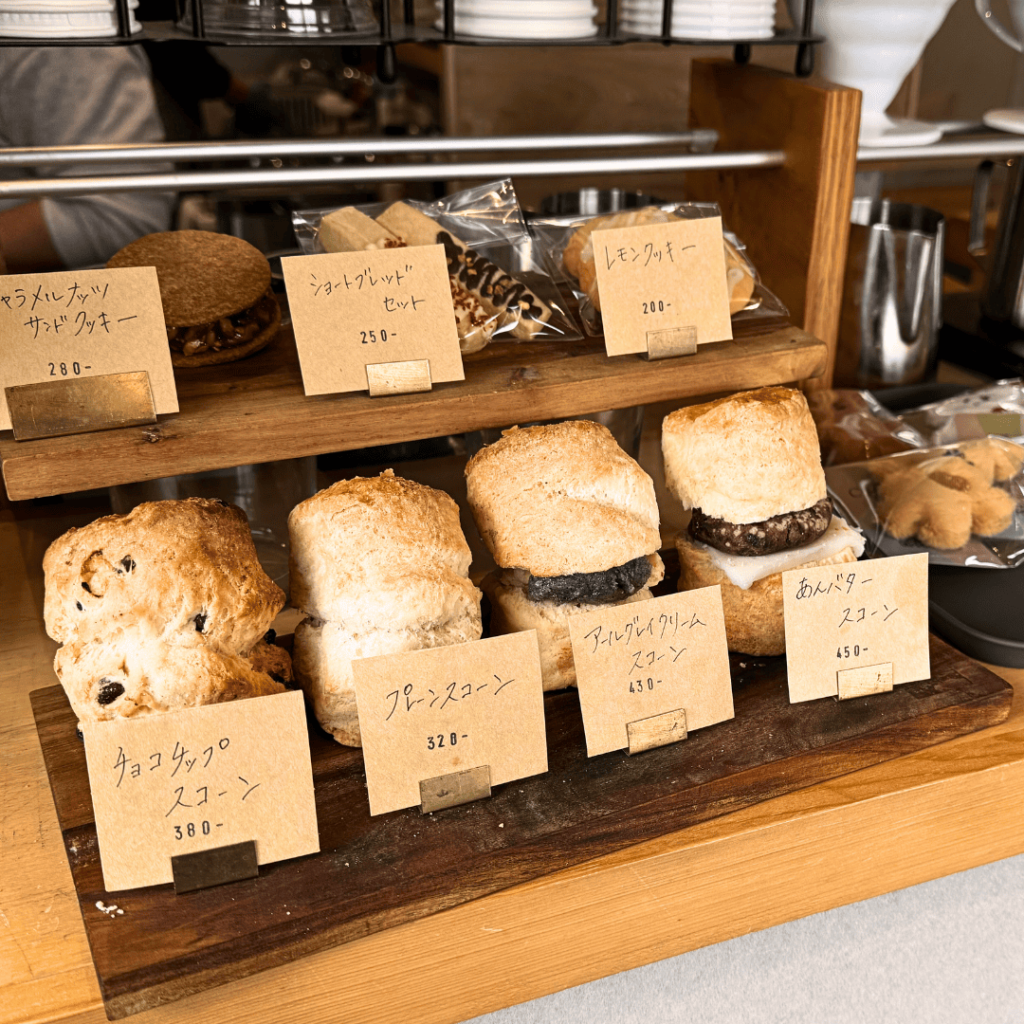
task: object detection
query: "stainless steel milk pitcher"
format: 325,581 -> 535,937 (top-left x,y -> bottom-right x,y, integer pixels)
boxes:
836,198 -> 944,387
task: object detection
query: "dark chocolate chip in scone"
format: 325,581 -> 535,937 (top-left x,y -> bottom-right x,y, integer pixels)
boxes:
689,497 -> 833,557
97,679 -> 125,705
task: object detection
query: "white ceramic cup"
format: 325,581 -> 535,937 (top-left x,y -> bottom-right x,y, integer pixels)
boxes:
789,0 -> 957,147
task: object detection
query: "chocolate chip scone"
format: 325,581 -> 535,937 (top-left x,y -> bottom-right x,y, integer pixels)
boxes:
43,497 -> 291,724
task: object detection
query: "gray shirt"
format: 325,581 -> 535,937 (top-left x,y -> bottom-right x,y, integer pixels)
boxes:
0,47 -> 174,268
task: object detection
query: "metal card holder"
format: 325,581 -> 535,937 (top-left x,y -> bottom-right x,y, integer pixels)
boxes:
644,326 -> 698,361
625,708 -> 688,755
837,663 -> 894,701
419,765 -> 492,813
365,359 -> 432,397
171,840 -> 258,894
5,371 -> 156,441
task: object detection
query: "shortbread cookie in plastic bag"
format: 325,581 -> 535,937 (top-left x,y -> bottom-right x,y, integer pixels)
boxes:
293,180 -> 581,354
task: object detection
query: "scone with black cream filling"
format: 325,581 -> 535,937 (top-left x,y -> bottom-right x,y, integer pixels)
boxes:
465,420 -> 663,690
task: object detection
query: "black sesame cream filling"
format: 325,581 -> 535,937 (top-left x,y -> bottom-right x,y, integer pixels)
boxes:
522,555 -> 653,606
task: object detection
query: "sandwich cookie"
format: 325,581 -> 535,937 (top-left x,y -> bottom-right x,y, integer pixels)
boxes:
107,230 -> 281,367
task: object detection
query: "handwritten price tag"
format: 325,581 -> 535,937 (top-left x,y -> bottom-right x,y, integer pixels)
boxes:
352,632 -> 548,816
567,588 -> 734,757
782,553 -> 930,703
0,267 -> 177,431
282,244 -> 464,396
81,690 -> 318,892
592,216 -> 733,357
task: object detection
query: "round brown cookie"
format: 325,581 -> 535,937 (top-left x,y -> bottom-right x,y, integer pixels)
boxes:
107,230 -> 271,326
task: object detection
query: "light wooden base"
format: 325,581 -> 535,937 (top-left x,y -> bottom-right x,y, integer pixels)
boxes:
3,500 -> 1024,1024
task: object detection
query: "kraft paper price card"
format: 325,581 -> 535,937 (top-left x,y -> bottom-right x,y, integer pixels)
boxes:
81,690 -> 319,892
782,553 -> 930,704
0,267 -> 177,431
352,631 -> 548,816
592,215 -> 733,357
568,587 -> 734,757
281,244 -> 464,395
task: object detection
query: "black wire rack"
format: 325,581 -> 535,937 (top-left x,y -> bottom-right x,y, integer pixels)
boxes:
0,0 -> 819,76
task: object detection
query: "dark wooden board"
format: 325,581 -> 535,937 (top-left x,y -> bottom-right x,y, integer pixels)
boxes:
31,633 -> 1011,1020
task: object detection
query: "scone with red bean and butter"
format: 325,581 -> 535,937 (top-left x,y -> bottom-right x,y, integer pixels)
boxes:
43,497 -> 290,722
662,387 -> 865,656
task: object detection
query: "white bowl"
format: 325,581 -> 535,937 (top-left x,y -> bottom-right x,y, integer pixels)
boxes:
442,0 -> 597,17
0,6 -> 140,35
433,12 -> 597,35
620,16 -> 773,36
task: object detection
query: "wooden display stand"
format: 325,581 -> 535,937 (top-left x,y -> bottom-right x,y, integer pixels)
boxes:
8,62 -> 1022,1024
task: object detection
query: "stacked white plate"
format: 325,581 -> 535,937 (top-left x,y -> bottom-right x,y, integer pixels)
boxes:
434,0 -> 598,39
0,0 -> 140,37
620,0 -> 775,39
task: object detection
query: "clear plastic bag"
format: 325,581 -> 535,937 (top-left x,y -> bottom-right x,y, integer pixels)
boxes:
292,180 -> 581,353
807,388 -> 927,467
895,378 -> 1024,447
826,437 -> 1024,568
528,201 -> 788,337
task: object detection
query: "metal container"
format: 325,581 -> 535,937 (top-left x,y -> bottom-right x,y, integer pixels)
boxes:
970,157 -> 1024,331
835,198 -> 945,388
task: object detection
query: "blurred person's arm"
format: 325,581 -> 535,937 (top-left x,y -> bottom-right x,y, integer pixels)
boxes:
0,48 -> 174,272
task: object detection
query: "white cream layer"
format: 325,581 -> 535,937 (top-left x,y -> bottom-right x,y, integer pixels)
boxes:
694,516 -> 866,590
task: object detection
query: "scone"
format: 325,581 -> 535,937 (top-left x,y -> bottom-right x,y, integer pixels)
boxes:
465,420 -> 663,690
662,387 -> 864,656
288,470 -> 482,746
43,497 -> 290,723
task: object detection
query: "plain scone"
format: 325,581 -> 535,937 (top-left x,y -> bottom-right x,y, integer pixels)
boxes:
288,470 -> 482,746
42,497 -> 288,722
466,420 -> 663,690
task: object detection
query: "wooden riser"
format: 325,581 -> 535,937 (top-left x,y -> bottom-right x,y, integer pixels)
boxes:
31,633 -> 1011,1020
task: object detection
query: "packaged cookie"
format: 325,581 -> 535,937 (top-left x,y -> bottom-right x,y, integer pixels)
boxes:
292,179 -> 581,353
825,437 -> 1024,567
529,200 -> 787,336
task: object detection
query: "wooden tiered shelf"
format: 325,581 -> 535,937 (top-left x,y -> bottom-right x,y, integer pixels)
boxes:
0,320 -> 825,501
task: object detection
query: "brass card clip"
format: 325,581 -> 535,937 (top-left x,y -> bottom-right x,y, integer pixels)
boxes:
837,662 -> 894,701
419,765 -> 492,813
5,370 -> 156,441
644,326 -> 698,361
171,840 -> 258,894
625,708 -> 688,755
365,359 -> 432,397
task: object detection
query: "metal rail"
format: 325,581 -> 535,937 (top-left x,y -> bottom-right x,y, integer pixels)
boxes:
0,131 -> 718,168
857,136 -> 1024,163
0,150 -> 785,199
